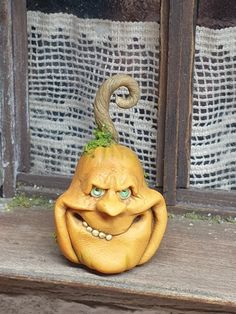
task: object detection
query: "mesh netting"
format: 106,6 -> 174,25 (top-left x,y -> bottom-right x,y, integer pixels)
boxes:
27,11 -> 159,186
190,26 -> 236,190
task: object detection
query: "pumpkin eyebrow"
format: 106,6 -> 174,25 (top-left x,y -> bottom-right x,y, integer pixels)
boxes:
82,173 -> 111,192
89,180 -> 110,191
83,171 -> 139,194
91,184 -> 108,190
115,181 -> 138,196
117,185 -> 137,196
80,177 -> 106,194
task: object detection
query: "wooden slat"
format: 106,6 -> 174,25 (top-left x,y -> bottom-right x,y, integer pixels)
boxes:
163,0 -> 180,205
17,184 -> 64,200
0,0 -> 17,197
12,0 -> 30,172
0,208 -> 235,313
176,1 -> 197,188
177,188 -> 236,210
17,172 -> 71,190
156,0 -> 169,187
168,203 -> 236,218
163,0 -> 196,205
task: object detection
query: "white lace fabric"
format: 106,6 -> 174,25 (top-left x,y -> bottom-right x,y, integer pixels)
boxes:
190,26 -> 236,190
27,11 -> 160,186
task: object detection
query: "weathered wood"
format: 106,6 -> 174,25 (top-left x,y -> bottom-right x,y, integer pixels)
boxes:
0,0 -> 17,197
4,292 -> 226,314
17,184 -> 63,200
0,208 -> 235,313
156,0 -> 169,187
17,172 -> 71,190
163,0 -> 196,204
17,173 -> 72,199
163,0 -> 180,205
12,0 -> 30,172
177,188 -> 236,211
176,1 -> 197,188
168,203 -> 236,218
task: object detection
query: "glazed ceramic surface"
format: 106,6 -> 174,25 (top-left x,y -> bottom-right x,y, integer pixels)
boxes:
54,75 -> 167,274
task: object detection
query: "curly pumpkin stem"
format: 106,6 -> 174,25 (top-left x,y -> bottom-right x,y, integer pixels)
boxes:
94,74 -> 140,142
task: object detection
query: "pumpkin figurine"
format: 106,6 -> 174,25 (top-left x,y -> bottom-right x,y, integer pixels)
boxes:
54,74 -> 167,274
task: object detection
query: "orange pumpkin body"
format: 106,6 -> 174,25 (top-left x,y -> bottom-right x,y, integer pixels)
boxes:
55,144 -> 167,274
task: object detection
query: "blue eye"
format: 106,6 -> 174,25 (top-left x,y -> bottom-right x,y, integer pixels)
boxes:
91,187 -> 105,198
119,188 -> 131,200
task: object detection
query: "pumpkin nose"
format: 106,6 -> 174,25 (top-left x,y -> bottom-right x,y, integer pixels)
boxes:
96,190 -> 126,217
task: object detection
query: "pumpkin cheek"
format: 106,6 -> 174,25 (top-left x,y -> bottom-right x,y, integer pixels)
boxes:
66,209 -> 153,274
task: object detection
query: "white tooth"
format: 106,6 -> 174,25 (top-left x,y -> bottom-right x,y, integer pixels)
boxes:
99,232 -> 106,239
86,226 -> 92,232
92,230 -> 99,237
106,234 -> 112,241
82,221 -> 88,227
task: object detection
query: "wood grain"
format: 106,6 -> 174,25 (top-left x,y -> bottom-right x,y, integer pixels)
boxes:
176,0 -> 197,188
156,0 -> 169,187
12,0 -> 30,172
0,0 -> 17,197
163,0 -> 197,205
0,208 -> 235,313
177,188 -> 236,210
17,172 -> 71,190
163,0 -> 181,205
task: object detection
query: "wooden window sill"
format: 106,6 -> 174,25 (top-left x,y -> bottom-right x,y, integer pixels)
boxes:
0,208 -> 235,313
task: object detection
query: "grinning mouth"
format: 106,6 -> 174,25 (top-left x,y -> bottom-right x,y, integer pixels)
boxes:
73,212 -> 143,241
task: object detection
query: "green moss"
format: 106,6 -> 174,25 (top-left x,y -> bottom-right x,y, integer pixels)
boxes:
225,216 -> 236,223
184,212 -> 224,224
184,212 -> 209,221
83,126 -> 115,154
168,213 -> 175,219
52,232 -> 57,242
168,211 -> 236,224
7,193 -> 54,209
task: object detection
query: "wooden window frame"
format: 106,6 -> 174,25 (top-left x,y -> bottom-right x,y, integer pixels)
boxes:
162,0 -> 236,216
1,0 -> 30,197
1,0 -> 235,216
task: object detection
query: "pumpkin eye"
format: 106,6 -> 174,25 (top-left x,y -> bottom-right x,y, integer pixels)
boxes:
119,188 -> 131,200
90,187 -> 105,198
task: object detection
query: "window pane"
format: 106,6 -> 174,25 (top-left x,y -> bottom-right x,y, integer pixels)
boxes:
26,1 -> 160,187
190,0 -> 236,190
27,0 -> 160,22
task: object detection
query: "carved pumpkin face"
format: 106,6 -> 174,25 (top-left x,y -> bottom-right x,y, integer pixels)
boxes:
55,144 -> 167,274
